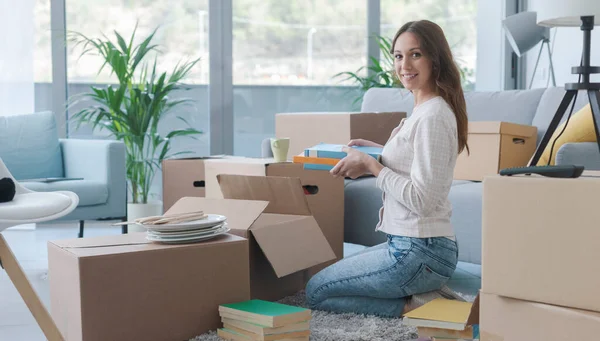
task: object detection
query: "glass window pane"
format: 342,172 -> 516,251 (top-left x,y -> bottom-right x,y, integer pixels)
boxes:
65,0 -> 209,153
232,0 -> 366,156
381,0 -> 477,90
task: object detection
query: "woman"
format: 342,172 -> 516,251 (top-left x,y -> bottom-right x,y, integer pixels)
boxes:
305,20 -> 469,318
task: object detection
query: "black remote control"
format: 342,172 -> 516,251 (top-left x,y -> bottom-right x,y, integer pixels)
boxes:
499,165 -> 585,178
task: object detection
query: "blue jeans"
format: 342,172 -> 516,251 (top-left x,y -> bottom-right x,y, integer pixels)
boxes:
305,235 -> 458,317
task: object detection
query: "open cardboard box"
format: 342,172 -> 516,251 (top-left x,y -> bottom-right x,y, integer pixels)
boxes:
48,233 -> 250,341
203,157 -> 345,277
166,174 -> 336,301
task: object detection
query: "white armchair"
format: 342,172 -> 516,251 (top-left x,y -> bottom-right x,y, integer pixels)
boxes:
0,157 -> 79,341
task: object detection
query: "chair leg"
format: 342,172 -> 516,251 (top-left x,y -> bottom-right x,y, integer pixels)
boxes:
0,234 -> 65,341
78,220 -> 84,238
121,217 -> 128,234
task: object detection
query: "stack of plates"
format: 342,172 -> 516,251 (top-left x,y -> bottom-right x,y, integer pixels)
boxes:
140,214 -> 229,244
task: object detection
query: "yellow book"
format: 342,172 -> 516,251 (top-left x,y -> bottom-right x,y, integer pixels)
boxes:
403,298 -> 473,331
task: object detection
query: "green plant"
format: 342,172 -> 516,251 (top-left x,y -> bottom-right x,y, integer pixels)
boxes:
333,35 -> 402,107
67,25 -> 202,204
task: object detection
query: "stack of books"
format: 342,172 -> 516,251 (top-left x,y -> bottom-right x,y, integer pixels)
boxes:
402,298 -> 479,341
217,299 -> 311,341
293,143 -> 383,171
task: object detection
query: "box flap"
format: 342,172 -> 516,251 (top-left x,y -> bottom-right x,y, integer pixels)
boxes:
250,213 -> 336,277
166,197 -> 268,231
468,121 -> 537,137
217,174 -> 311,216
204,158 -> 269,198
49,233 -> 151,249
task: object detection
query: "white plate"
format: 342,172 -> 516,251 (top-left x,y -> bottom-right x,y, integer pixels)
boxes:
146,226 -> 230,244
147,223 -> 227,239
140,214 -> 227,232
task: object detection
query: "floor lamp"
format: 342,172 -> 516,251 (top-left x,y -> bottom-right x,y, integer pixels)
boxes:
528,1 -> 600,168
503,11 -> 556,89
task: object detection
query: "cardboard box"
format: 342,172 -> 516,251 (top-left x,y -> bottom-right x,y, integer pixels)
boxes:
166,174 -> 337,301
482,172 -> 600,312
48,233 -> 250,341
162,155 -> 243,211
203,158 -> 345,274
275,111 -> 406,158
480,292 -> 600,341
455,121 -> 537,181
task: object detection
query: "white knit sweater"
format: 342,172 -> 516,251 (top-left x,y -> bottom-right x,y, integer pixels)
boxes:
375,96 -> 458,238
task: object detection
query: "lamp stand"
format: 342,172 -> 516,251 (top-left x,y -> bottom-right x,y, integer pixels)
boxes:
529,38 -> 557,89
529,15 -> 600,166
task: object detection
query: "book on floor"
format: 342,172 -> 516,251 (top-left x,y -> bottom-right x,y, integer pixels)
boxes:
219,299 -> 311,328
418,325 -> 479,339
402,298 -> 477,331
221,317 -> 310,337
303,143 -> 383,161
217,328 -> 309,341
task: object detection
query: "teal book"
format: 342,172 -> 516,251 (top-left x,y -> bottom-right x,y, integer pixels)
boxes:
304,143 -> 383,161
219,299 -> 311,328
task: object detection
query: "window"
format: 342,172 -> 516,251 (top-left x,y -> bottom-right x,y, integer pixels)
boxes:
381,0 -> 477,90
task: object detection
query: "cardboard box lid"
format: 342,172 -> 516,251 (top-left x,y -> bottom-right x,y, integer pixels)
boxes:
166,197 -> 268,232
217,174 -> 311,216
251,213 -> 336,277
49,232 -> 247,257
468,121 -> 537,137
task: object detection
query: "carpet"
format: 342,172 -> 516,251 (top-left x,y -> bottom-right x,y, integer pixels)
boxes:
189,291 -> 476,341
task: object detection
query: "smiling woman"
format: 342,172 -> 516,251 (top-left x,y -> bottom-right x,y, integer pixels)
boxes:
306,20 -> 467,318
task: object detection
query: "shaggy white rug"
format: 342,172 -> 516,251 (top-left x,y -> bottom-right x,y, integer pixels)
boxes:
189,290 -> 476,341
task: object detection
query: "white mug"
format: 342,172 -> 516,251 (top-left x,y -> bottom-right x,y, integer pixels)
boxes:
270,138 -> 290,162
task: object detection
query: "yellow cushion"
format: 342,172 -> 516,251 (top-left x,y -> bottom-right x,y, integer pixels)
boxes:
537,104 -> 596,166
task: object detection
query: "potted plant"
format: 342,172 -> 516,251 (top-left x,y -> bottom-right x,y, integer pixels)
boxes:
67,25 -> 202,232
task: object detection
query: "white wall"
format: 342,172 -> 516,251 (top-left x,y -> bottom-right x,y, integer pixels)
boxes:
526,6 -> 600,88
0,0 -> 35,116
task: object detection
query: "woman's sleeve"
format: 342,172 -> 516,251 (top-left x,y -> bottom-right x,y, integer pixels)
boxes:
375,113 -> 456,216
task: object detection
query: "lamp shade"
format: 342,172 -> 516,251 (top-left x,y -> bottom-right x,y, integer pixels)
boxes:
532,0 -> 600,27
503,12 -> 549,57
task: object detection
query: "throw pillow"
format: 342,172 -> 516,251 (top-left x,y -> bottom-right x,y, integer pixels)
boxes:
536,103 -> 596,166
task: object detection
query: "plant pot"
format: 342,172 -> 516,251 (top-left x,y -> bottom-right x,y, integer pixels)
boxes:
127,200 -> 163,233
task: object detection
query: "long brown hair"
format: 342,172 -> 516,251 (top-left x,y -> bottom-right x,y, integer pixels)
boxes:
391,20 -> 469,154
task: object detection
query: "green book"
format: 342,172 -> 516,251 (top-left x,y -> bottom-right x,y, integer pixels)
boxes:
219,300 -> 311,328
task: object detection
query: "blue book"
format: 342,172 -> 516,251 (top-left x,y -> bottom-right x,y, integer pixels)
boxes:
304,143 -> 383,161
303,163 -> 334,171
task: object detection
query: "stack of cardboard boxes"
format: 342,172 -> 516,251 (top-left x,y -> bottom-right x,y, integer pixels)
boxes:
479,172 -> 600,340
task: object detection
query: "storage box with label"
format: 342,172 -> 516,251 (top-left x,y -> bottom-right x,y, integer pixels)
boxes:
482,172 -> 600,312
455,121 -> 537,181
166,174 -> 336,301
203,157 -> 344,274
48,233 -> 250,341
480,292 -> 600,341
162,155 -> 244,211
275,111 -> 406,158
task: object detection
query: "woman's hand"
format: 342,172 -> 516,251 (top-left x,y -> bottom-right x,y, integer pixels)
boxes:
347,139 -> 383,148
331,146 -> 382,179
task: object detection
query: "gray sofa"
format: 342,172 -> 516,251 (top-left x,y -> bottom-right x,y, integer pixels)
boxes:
263,87 -> 600,265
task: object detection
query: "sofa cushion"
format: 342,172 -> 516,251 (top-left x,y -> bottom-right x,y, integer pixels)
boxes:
532,87 -> 590,145
464,88 -> 545,124
448,182 -> 482,265
0,112 -> 64,180
21,180 -> 108,206
536,104 -> 596,166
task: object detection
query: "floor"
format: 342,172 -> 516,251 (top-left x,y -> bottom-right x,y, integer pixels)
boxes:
0,222 -> 481,341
